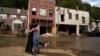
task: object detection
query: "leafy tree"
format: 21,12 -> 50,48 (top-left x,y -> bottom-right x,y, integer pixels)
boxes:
56,0 -> 100,20
0,0 -> 28,9
4,24 -> 11,31
0,0 -> 100,20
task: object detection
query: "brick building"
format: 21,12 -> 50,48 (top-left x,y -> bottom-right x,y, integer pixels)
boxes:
0,7 -> 27,34
28,0 -> 56,34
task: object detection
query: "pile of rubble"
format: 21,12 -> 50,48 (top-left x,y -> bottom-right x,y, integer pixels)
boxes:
41,33 -> 57,37
57,31 -> 67,37
41,31 -> 67,37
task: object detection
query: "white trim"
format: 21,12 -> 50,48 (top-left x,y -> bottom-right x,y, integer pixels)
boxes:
32,8 -> 36,11
12,19 -> 23,31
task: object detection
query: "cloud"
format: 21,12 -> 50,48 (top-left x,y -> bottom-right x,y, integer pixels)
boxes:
93,1 -> 100,7
81,0 -> 100,7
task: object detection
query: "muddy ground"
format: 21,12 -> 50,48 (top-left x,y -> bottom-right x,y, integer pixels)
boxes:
0,35 -> 100,56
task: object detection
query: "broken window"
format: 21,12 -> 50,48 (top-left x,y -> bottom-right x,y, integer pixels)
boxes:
32,7 -> 36,15
69,13 -> 72,19
76,14 -> 79,20
61,14 -> 64,22
49,9 -> 54,17
82,16 -> 85,24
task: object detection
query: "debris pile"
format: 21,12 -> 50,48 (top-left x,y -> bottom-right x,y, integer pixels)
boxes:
41,31 -> 67,37
57,31 -> 67,37
41,33 -> 57,37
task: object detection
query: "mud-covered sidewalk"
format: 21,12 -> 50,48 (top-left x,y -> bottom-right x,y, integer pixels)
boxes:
0,46 -> 77,56
0,35 -> 76,56
0,35 -> 100,56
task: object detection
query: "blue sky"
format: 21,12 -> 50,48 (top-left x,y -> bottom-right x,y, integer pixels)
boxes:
81,0 -> 100,7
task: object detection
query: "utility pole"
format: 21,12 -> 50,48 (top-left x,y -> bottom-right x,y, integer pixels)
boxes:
56,7 -> 60,34
56,0 -> 60,34
27,0 -> 30,37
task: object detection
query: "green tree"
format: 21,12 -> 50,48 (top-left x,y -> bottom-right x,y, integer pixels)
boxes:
0,0 -> 100,20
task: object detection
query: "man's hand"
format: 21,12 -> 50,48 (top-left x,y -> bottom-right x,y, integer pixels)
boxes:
32,28 -> 35,31
28,28 -> 34,32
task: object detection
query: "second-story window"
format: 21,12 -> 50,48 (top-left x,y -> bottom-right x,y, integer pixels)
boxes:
39,8 -> 46,16
0,16 -> 3,19
21,16 -> 27,20
49,9 -> 54,17
32,7 -> 36,15
11,17 -> 16,20
69,13 -> 72,19
76,14 -> 79,20
82,16 -> 85,24
0,14 -> 7,19
10,15 -> 16,20
14,17 -> 16,20
61,14 -> 64,22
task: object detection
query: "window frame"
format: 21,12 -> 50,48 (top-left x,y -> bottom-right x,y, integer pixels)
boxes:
39,8 -> 46,16
61,14 -> 65,22
0,16 -> 3,19
82,16 -> 85,24
69,13 -> 72,19
49,9 -> 54,17
76,14 -> 79,20
32,7 -> 37,15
